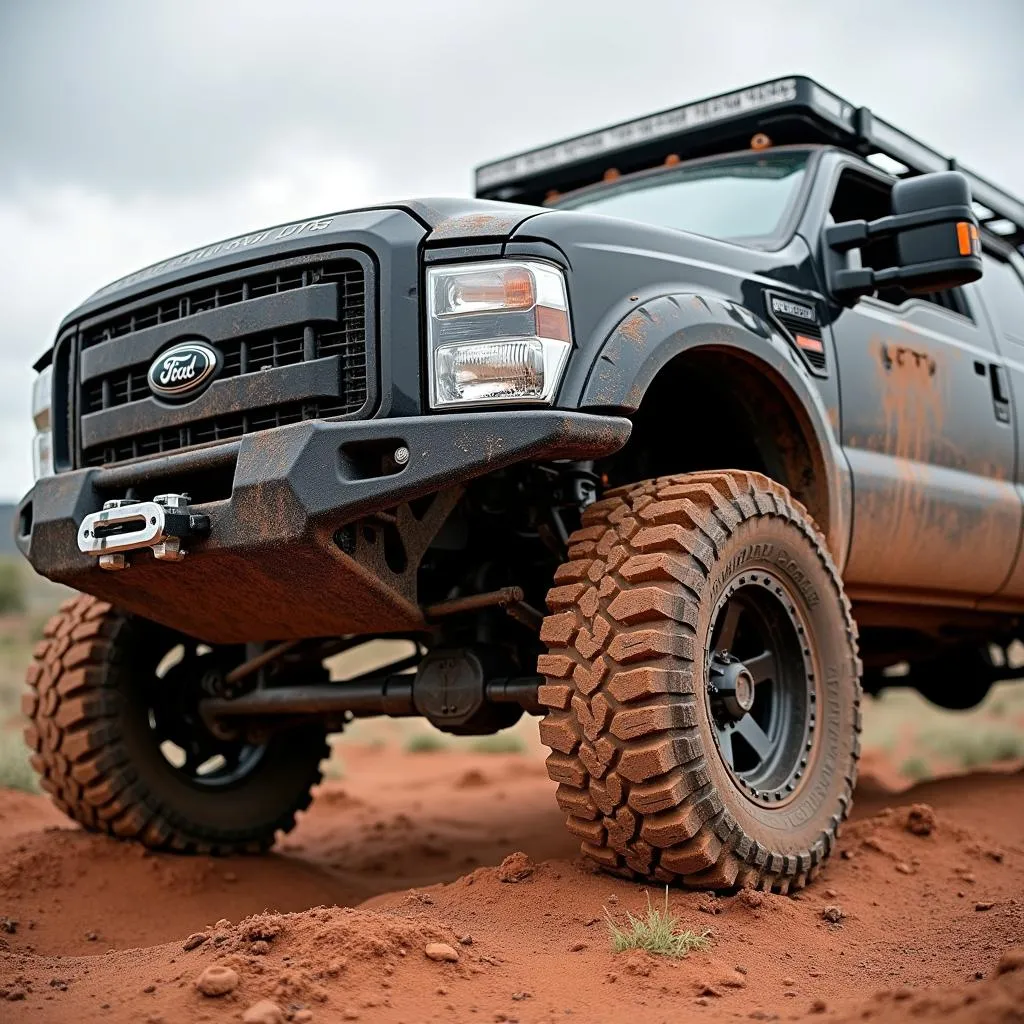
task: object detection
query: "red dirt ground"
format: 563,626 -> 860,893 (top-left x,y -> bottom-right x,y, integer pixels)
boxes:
1,746 -> 1022,1023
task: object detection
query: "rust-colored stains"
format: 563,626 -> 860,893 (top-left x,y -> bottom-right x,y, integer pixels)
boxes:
845,337 -> 1018,594
875,337 -> 945,465
825,402 -> 840,437
429,212 -> 522,241
615,310 -> 652,348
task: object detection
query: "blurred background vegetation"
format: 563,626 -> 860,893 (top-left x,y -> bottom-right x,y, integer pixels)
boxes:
0,550 -> 1021,795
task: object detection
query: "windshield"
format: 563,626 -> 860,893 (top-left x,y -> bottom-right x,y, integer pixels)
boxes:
554,151 -> 809,245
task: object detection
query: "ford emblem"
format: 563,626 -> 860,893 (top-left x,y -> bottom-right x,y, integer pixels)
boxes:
147,341 -> 220,401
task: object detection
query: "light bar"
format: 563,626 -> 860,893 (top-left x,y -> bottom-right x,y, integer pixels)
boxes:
476,79 -> 799,192
474,75 -> 1024,251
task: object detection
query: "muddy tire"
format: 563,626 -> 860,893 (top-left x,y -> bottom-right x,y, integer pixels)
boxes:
23,594 -> 328,853
538,471 -> 861,892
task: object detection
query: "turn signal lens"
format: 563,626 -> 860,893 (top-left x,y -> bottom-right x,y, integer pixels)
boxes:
433,266 -> 535,315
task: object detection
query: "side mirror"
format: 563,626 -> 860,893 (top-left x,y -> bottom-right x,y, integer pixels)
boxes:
826,170 -> 983,301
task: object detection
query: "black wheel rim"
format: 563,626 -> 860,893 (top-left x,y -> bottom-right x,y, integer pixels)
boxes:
705,569 -> 816,807
143,637 -> 267,789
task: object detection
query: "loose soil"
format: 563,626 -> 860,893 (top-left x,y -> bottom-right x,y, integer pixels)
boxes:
1,745 -> 1022,1023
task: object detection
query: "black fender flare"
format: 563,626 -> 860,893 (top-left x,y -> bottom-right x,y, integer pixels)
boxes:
576,292 -> 851,568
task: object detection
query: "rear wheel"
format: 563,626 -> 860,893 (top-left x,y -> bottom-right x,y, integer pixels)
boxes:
538,471 -> 861,891
23,595 -> 328,853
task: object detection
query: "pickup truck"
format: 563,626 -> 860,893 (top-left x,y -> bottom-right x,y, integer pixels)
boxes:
17,76 -> 1024,891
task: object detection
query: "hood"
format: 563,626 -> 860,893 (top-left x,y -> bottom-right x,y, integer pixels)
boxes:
57,197 -> 545,333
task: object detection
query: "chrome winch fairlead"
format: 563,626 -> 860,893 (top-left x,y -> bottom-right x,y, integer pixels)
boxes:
77,493 -> 210,571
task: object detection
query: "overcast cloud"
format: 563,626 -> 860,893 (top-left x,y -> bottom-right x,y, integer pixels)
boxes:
1,0 -> 1022,500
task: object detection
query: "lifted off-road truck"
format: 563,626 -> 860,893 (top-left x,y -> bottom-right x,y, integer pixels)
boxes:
17,77 -> 1024,890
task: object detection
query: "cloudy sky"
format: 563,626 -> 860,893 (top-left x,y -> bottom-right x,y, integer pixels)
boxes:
1,0 -> 1022,501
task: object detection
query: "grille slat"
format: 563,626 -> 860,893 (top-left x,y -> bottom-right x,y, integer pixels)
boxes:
80,256 -> 369,468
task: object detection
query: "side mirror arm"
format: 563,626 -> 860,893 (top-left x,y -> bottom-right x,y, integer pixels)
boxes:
825,203 -> 976,253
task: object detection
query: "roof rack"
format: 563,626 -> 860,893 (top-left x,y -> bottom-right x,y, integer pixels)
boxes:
474,76 -> 1024,250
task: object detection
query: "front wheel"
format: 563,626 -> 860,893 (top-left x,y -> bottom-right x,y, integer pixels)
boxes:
24,595 -> 328,853
538,471 -> 861,892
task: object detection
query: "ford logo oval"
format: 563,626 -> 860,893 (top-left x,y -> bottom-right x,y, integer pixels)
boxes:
147,341 -> 220,401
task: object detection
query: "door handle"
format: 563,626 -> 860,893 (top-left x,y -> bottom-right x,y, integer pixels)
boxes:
990,364 -> 1011,423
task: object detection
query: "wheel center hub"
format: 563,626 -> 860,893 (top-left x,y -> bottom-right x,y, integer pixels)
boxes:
709,653 -> 756,721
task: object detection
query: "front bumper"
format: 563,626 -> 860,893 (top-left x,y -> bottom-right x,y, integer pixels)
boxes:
16,410 -> 630,643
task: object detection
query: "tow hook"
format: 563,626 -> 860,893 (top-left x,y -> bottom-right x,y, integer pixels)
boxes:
77,493 -> 210,571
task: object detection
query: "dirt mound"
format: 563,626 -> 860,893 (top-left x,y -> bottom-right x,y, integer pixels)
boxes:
830,947 -> 1024,1023
0,743 -> 1021,1022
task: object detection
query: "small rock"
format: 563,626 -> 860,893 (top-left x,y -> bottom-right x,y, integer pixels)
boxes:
195,964 -> 240,997
4,987 -> 27,1002
782,977 -> 796,987
696,983 -> 722,997
222,871 -> 238,882
840,849 -> 854,860
697,895 -> 722,915
212,932 -> 229,945
894,861 -> 913,875
511,991 -> 531,1001
250,940 -> 271,955
735,965 -> 748,975
85,932 -> 99,942
143,984 -> 156,994
425,942 -> 460,963
906,803 -> 936,836
242,998 -> 284,1024
737,889 -> 763,909
784,990 -> 798,998
822,904 -> 845,924
342,1011 -> 360,1021
293,1011 -> 313,1023
0,918 -> 17,935
695,997 -> 709,1006
810,999 -> 828,1014
214,919 -> 230,929
182,933 -> 207,952
721,972 -> 746,989
459,935 -> 473,946
997,948 -> 1024,975
570,941 -> 587,952
497,852 -> 534,883
975,901 -> 995,911
824,888 -> 837,898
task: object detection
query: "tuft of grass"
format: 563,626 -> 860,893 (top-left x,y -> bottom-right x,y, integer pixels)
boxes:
0,562 -> 26,615
921,727 -> 1024,769
403,730 -> 448,753
0,730 -> 39,793
469,732 -> 526,755
900,755 -> 932,782
606,888 -> 711,959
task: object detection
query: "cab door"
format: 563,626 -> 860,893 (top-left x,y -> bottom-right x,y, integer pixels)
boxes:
825,166 -> 1019,598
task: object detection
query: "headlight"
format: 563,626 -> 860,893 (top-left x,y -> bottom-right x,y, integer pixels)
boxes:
32,365 -> 54,480
427,260 -> 573,408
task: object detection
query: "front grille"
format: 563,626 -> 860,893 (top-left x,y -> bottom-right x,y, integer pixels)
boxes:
78,255 -> 371,467
91,403 -> 310,465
